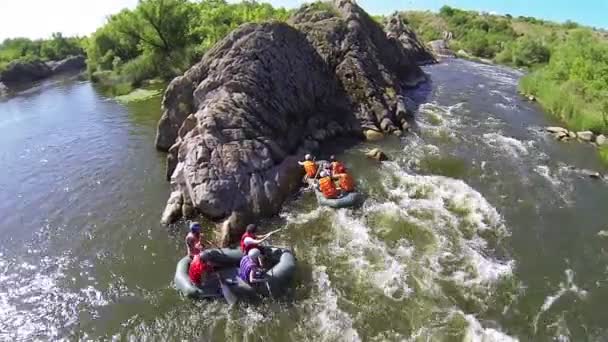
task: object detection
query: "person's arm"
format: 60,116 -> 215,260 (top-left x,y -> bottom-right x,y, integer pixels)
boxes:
298,161 -> 305,166
249,269 -> 266,284
244,236 -> 267,245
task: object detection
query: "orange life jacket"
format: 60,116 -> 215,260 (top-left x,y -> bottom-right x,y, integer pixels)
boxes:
303,161 -> 317,178
319,176 -> 339,199
331,161 -> 346,175
338,173 -> 355,192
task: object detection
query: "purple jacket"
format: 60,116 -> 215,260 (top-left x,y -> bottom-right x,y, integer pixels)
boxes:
239,256 -> 258,284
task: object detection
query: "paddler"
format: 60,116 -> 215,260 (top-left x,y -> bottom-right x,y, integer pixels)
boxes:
185,222 -> 203,258
329,155 -> 346,176
334,170 -> 356,193
298,154 -> 318,179
318,170 -> 340,199
189,251 -> 212,286
240,224 -> 273,254
239,248 -> 266,285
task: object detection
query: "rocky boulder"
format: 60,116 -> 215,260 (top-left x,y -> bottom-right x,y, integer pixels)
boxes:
0,55 -> 86,87
0,59 -> 51,85
365,148 -> 389,161
577,131 -> 595,142
384,12 -> 437,65
46,55 -> 86,74
155,0 -> 429,225
428,40 -> 455,59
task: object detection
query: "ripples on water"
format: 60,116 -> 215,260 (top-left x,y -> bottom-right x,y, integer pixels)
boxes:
1,60 -> 608,340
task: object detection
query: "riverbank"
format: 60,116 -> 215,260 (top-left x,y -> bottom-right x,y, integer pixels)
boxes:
402,7 -> 608,165
0,55 -> 86,90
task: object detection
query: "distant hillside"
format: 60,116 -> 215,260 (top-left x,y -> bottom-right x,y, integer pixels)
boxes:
400,6 -> 606,68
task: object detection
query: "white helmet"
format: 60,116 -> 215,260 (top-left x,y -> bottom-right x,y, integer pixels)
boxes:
248,248 -> 261,259
305,154 -> 312,161
320,171 -> 329,178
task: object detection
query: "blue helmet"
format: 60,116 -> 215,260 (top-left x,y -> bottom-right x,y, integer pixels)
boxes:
190,222 -> 201,232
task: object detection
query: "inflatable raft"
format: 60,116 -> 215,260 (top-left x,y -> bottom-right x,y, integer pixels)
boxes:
306,176 -> 362,209
174,246 -> 296,302
314,188 -> 361,208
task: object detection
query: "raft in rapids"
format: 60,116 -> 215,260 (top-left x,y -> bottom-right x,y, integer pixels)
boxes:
174,246 -> 296,301
314,188 -> 362,208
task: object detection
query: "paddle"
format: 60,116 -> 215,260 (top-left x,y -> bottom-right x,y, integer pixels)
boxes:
307,160 -> 325,191
260,227 -> 283,239
202,238 -> 238,306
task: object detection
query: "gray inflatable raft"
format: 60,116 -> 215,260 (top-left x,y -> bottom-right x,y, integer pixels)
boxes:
174,247 -> 296,301
314,188 -> 361,208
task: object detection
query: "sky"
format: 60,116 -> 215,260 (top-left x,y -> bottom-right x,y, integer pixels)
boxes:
0,0 -> 606,41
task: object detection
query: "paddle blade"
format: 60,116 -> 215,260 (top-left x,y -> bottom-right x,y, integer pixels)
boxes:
219,279 -> 238,306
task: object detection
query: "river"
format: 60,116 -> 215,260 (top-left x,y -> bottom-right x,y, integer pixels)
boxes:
1,59 -> 607,341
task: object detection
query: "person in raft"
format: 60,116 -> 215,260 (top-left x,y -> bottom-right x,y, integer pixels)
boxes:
318,170 -> 341,199
298,154 -> 318,179
240,224 -> 272,255
185,222 -> 203,258
189,251 -> 212,286
239,248 -> 267,285
329,155 -> 346,176
334,169 -> 356,193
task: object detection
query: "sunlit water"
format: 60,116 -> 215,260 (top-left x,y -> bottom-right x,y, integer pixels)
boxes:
1,60 -> 607,341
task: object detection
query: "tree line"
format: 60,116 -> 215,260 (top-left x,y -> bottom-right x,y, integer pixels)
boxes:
0,33 -> 84,71
86,0 -> 290,91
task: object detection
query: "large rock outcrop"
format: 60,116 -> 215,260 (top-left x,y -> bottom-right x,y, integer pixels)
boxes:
384,12 -> 437,65
155,0 -> 431,226
46,55 -> 86,74
0,59 -> 51,84
0,55 -> 86,86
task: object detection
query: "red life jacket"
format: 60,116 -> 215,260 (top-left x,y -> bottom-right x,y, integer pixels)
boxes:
188,254 -> 209,285
240,232 -> 258,253
331,161 -> 346,175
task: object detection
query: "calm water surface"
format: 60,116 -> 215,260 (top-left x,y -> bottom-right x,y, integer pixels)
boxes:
1,60 -> 607,341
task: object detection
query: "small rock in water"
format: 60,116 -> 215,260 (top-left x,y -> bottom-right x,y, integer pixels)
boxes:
568,131 -> 577,139
546,126 -> 569,134
598,230 -> 608,238
527,95 -> 536,102
553,131 -> 569,141
364,129 -> 384,141
581,169 -> 603,179
596,134 -> 607,146
577,131 -> 595,142
365,148 -> 389,161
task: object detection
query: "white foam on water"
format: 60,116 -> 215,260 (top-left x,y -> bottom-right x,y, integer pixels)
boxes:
464,313 -> 519,342
305,266 -> 361,342
331,209 -> 413,301
0,253 -> 110,341
534,165 -> 561,187
379,162 -> 513,287
472,62 -> 520,87
281,206 -> 327,225
533,164 -> 574,204
483,133 -> 531,158
533,269 -> 588,333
